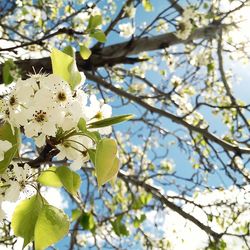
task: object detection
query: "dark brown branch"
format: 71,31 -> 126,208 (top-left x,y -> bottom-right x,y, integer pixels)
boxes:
27,138 -> 59,168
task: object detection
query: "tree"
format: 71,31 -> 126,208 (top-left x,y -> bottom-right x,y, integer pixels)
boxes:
0,0 -> 250,249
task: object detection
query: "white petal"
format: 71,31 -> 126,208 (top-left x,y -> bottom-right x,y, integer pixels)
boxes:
4,181 -> 20,202
70,160 -> 82,171
98,126 -> 112,135
42,122 -> 57,136
101,104 -> 112,118
24,122 -> 39,137
0,140 -> 12,152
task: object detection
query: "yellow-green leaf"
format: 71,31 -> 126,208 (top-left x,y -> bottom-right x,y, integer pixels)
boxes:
95,138 -> 120,187
3,59 -> 15,85
88,114 -> 134,128
51,48 -> 72,84
11,195 -> 44,248
34,205 -> 70,250
111,216 -> 129,236
80,211 -> 95,230
51,48 -> 83,90
72,208 -> 82,221
56,166 -> 81,195
0,122 -> 20,173
37,167 -> 63,187
88,149 -> 96,165
90,29 -> 106,43
87,15 -> 102,29
62,45 -> 75,57
80,45 -> 92,60
77,117 -> 87,132
142,0 -> 153,12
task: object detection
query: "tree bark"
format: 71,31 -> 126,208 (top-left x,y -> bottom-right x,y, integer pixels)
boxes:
0,23 -> 226,82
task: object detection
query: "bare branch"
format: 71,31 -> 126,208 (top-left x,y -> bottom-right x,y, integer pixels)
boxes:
85,72 -> 250,155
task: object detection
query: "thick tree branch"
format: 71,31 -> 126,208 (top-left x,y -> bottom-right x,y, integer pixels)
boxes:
0,23 -> 227,81
93,23 -> 227,58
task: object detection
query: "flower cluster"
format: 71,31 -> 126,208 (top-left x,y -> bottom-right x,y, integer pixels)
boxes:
0,69 -> 120,224
0,162 -> 33,220
119,23 -> 135,38
0,73 -> 112,170
175,8 -> 194,40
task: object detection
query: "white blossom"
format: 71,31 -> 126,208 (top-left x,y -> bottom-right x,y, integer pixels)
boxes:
176,20 -> 192,40
87,95 -> 112,135
57,135 -> 93,170
2,163 -> 33,202
0,140 -> 12,161
156,19 -> 169,33
175,7 -> 196,40
0,71 -> 115,175
0,205 -> 6,221
124,4 -> 136,18
119,23 -> 135,38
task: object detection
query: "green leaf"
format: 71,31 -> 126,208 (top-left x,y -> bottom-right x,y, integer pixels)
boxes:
34,205 -> 70,250
95,138 -> 120,187
207,214 -> 213,222
88,15 -> 102,29
72,208 -> 82,221
37,167 -> 63,187
38,166 -> 81,193
203,3 -> 209,9
82,130 -> 101,144
51,48 -> 72,84
3,59 -> 15,85
142,0 -> 153,12
132,193 -> 152,210
51,48 -> 83,90
11,195 -> 44,248
90,29 -> 106,43
0,122 -> 20,173
62,45 -> 75,57
111,216 -> 129,237
207,62 -> 215,73
132,198 -> 143,210
133,214 -> 146,228
56,166 -> 81,195
77,117 -> 87,132
89,131 -> 101,142
87,15 -> 105,43
80,211 -> 95,230
88,114 -> 134,129
80,45 -> 92,60
88,149 -> 96,165
140,193 -> 152,205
